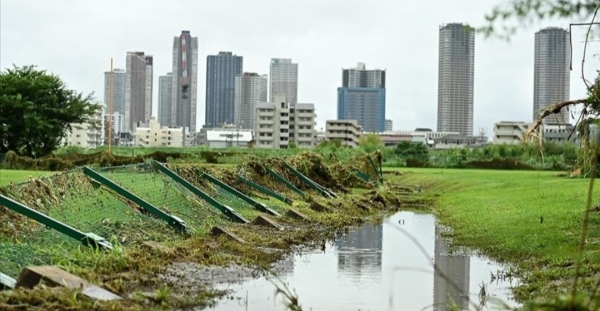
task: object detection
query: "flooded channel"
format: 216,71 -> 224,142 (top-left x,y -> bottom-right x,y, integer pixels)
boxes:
207,211 -> 519,311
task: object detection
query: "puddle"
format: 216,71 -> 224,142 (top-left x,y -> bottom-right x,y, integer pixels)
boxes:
206,211 -> 519,311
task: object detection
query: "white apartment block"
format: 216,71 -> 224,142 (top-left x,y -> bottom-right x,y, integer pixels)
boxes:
134,117 -> 184,147
255,95 -> 316,149
493,121 -> 535,144
64,105 -> 105,148
325,120 -> 363,148
104,111 -> 124,135
234,73 -> 268,130
269,58 -> 298,104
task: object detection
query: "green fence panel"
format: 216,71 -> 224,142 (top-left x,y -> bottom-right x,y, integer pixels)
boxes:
83,166 -> 190,234
237,175 -> 293,206
153,161 -> 249,224
283,163 -> 337,199
266,167 -> 306,199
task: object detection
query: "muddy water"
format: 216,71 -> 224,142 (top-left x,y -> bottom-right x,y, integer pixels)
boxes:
207,211 -> 519,311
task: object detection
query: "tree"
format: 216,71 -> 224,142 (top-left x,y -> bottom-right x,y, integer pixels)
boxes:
394,141 -> 429,161
479,0 -> 600,39
358,134 -> 383,153
0,65 -> 99,157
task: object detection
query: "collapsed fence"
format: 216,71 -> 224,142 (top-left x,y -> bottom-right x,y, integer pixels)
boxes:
0,151 -> 382,279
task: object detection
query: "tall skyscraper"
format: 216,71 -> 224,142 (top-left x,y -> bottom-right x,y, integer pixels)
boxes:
337,63 -> 386,132
234,72 -> 268,130
205,51 -> 243,128
158,73 -> 173,126
533,27 -> 571,124
437,23 -> 475,136
124,51 -> 153,132
171,30 -> 198,132
103,68 -> 126,133
269,58 -> 298,104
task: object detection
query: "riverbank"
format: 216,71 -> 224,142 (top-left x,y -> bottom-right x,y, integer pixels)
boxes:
0,152 -> 429,311
389,168 -> 600,304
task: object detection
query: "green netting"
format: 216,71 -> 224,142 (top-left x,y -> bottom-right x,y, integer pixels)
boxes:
93,164 -> 227,231
0,170 -> 183,277
194,176 -> 266,220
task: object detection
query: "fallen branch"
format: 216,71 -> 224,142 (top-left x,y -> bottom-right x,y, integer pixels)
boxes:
525,98 -> 589,140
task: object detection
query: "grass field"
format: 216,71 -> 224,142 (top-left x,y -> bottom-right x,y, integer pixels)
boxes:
388,168 -> 600,302
0,170 -> 53,186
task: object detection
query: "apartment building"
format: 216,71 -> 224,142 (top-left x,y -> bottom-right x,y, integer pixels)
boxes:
385,119 -> 393,132
269,58 -> 298,103
325,120 -> 363,148
125,51 -> 153,132
103,68 -> 126,133
493,121 -> 535,144
64,105 -> 105,148
133,117 -> 184,147
337,63 -> 386,132
234,72 -> 268,129
533,27 -> 571,124
255,95 -> 316,149
437,23 -> 475,136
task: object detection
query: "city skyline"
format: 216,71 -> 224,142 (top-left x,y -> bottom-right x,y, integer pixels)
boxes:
3,1 -> 596,134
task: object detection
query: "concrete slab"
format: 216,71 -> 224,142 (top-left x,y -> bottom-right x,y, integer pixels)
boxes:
285,208 -> 310,221
141,241 -> 174,253
210,226 -> 245,244
0,272 -> 16,290
15,266 -> 122,301
252,215 -> 284,231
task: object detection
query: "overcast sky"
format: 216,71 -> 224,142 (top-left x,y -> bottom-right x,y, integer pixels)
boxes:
2,0 -> 599,134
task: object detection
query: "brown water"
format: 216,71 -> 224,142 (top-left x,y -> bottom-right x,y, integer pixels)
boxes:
207,211 -> 519,311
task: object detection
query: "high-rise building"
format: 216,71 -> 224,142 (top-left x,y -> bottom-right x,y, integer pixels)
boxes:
205,52 -> 243,128
269,58 -> 298,104
124,52 -> 153,133
437,23 -> 475,136
337,63 -> 386,132
158,73 -> 173,127
533,27 -> 571,124
171,30 -> 198,132
234,73 -> 268,129
103,68 -> 127,133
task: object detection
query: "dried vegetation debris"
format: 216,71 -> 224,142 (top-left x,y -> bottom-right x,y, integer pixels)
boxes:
0,150 -> 423,310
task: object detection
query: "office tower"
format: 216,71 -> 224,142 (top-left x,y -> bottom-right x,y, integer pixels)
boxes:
205,51 -> 243,128
103,68 -> 126,133
337,63 -> 386,132
234,73 -> 268,129
124,51 -> 153,132
171,30 -> 198,132
437,23 -> 475,136
533,27 -> 571,124
158,73 -> 173,126
269,58 -> 298,104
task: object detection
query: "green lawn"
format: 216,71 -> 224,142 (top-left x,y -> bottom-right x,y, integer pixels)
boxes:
388,168 -> 600,301
0,170 -> 54,186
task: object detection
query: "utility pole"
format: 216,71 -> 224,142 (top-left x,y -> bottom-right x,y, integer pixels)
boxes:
108,58 -> 114,155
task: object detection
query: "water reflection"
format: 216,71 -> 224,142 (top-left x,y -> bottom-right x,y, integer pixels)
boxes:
336,223 -> 383,284
433,224 -> 470,311
209,211 -> 518,311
